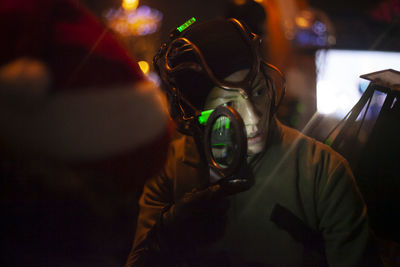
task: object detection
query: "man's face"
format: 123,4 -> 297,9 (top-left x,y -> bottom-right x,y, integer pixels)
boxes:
204,69 -> 272,155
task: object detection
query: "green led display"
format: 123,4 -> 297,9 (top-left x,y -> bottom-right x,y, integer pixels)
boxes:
213,117 -> 230,130
212,143 -> 227,147
198,109 -> 214,125
177,17 -> 196,32
199,109 -> 231,130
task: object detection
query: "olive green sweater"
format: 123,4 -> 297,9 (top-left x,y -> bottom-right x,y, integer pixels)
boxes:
128,119 -> 379,266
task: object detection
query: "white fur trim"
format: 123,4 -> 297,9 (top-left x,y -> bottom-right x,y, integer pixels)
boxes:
0,80 -> 169,161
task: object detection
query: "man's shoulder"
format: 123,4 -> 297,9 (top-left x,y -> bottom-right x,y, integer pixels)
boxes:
272,120 -> 355,190
276,120 -> 348,167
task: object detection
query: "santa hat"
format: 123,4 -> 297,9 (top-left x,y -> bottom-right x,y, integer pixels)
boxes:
0,0 -> 171,181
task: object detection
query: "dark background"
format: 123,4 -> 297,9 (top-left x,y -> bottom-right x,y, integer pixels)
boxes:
2,0 -> 399,266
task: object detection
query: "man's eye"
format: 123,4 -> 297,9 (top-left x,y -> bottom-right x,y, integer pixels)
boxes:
253,87 -> 265,96
223,101 -> 234,107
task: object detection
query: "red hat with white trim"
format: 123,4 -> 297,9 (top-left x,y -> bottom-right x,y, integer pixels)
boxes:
0,0 -> 171,183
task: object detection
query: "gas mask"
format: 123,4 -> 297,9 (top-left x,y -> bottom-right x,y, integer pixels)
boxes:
154,17 -> 285,186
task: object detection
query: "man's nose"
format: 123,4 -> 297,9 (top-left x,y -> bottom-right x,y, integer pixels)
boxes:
240,100 -> 260,126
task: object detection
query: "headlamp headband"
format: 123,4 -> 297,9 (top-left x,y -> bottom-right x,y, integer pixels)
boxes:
161,18 -> 262,98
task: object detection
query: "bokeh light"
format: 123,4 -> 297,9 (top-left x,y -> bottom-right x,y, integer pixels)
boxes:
122,0 -> 139,11
233,0 -> 246,6
105,5 -> 163,37
138,60 -> 149,74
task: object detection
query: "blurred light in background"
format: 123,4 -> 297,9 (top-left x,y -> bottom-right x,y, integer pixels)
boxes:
284,8 -> 335,50
105,0 -> 163,85
233,0 -> 246,6
316,49 -> 400,118
138,60 -> 149,74
295,16 -> 310,28
122,0 -> 139,11
147,72 -> 161,86
105,4 -> 162,37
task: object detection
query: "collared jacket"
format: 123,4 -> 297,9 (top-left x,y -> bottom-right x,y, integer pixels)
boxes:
127,119 -> 379,267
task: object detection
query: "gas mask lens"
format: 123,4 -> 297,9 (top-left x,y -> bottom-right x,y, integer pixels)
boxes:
210,115 -> 235,168
199,108 -> 236,168
203,105 -> 247,180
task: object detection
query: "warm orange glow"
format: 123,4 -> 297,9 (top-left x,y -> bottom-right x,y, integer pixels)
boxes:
106,6 -> 162,37
138,60 -> 149,74
122,0 -> 139,11
261,0 -> 292,71
233,0 -> 246,5
254,0 -> 263,3
295,16 -> 310,28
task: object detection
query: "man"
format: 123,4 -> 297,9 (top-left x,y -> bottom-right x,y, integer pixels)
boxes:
126,18 -> 379,266
0,0 -> 171,265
